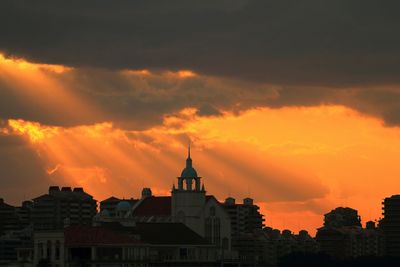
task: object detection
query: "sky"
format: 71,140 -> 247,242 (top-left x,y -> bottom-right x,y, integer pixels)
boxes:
1,1 -> 400,235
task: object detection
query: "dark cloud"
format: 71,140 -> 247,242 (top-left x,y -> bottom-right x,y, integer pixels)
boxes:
1,1 -> 400,128
1,0 -> 400,86
2,65 -> 400,129
0,133 -> 52,205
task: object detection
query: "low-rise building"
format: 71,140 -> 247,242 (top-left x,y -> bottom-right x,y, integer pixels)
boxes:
33,222 -> 219,267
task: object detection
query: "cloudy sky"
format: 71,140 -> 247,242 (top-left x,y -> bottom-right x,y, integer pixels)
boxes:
1,0 -> 400,234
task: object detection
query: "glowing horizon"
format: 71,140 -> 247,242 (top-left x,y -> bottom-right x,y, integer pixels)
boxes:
1,53 -> 400,236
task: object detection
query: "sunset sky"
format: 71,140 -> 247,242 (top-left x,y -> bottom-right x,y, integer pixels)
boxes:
2,1 -> 400,235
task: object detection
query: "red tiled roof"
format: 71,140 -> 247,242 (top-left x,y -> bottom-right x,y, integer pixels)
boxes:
131,195 -> 219,217
132,196 -> 171,216
65,225 -> 142,246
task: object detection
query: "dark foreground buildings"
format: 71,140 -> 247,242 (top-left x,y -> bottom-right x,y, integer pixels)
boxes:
380,195 -> 400,257
1,149 -> 400,266
316,207 -> 382,259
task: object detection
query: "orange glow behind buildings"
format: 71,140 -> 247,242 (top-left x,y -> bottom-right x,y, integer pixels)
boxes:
1,54 -> 399,235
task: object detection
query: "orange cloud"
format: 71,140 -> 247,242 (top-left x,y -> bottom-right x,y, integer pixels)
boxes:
3,53 -> 400,236
0,53 -> 71,73
0,53 -> 101,126
8,119 -> 59,143
4,104 -> 400,236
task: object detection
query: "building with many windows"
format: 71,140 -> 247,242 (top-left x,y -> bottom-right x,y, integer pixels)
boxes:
31,186 -> 97,230
223,197 -> 264,237
0,198 -> 21,235
33,223 -> 219,267
316,207 -> 382,259
380,195 -> 400,256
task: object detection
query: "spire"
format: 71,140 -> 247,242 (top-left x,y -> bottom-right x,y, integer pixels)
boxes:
186,142 -> 192,168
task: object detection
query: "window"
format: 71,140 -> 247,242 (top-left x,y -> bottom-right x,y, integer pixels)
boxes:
46,240 -> 52,259
188,248 -> 196,260
55,240 -> 60,260
205,218 -> 212,243
213,218 -> 221,245
177,211 -> 186,223
179,248 -> 188,260
38,243 -> 43,259
222,237 -> 229,250
209,206 -> 216,217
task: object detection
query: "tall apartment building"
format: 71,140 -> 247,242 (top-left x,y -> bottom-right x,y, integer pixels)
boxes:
380,195 -> 400,256
0,198 -> 21,235
223,197 -> 264,237
16,201 -> 33,229
31,186 -> 97,230
223,196 -> 264,262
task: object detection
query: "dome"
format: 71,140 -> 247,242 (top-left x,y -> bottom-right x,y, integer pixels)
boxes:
116,201 -> 131,212
181,166 -> 198,178
180,145 -> 199,178
100,209 -> 110,217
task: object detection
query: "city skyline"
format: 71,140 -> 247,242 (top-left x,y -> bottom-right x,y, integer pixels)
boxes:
0,139 -> 394,236
3,1 -> 400,238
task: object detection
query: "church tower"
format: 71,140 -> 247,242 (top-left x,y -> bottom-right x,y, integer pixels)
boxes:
171,145 -> 206,236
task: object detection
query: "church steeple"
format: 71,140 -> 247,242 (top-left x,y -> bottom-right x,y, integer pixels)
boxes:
173,143 -> 204,192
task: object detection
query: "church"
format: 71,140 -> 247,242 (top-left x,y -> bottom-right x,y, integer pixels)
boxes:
98,146 -> 233,251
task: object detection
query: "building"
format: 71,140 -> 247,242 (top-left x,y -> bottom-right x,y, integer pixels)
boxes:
33,223 -> 219,267
323,207 -> 361,228
170,146 -> 232,250
98,147 -> 233,252
222,197 -> 265,264
100,196 -> 138,218
31,186 -> 97,230
16,201 -> 33,229
316,207 -> 382,259
0,198 -> 21,235
223,197 -> 264,237
380,194 -> 400,256
0,228 -> 33,267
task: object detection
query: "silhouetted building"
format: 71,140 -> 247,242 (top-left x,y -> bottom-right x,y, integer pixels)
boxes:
316,207 -> 382,259
380,194 -> 400,256
324,207 -> 361,228
0,198 -> 21,235
223,196 -> 265,264
223,197 -> 265,237
16,201 -> 33,229
0,227 -> 33,267
229,228 -> 319,267
31,186 -> 97,230
99,147 -> 234,252
33,222 -> 219,267
100,196 -> 138,218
